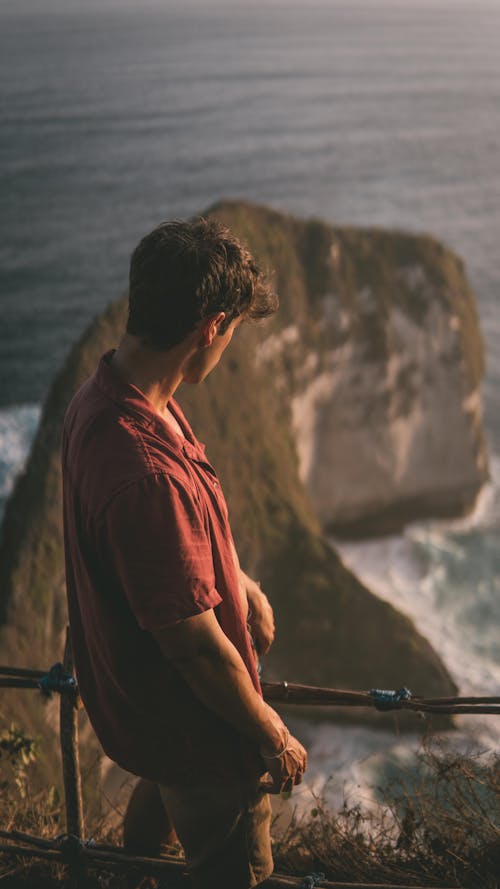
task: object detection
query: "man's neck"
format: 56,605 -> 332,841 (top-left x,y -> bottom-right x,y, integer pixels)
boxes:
110,334 -> 184,415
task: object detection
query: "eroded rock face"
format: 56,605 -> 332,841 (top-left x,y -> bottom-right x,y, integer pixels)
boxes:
209,203 -> 488,536
288,300 -> 486,535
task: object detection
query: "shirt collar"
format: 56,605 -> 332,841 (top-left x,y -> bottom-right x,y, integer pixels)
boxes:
95,349 -> 197,454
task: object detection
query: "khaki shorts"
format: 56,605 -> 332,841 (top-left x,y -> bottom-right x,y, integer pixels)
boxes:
158,777 -> 273,889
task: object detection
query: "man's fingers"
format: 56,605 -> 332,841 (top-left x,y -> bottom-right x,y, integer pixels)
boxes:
254,626 -> 275,656
261,778 -> 281,794
257,637 -> 273,656
259,732 -> 308,795
261,769 -> 302,794
287,747 -> 307,775
249,593 -> 275,655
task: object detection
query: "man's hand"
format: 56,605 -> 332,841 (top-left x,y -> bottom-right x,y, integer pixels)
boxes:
244,575 -> 275,656
260,733 -> 307,794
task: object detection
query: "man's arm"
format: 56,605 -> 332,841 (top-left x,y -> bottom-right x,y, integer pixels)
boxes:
230,539 -> 275,655
239,569 -> 275,655
150,608 -> 306,792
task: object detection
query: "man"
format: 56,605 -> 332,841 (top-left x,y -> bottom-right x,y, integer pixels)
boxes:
62,218 -> 307,889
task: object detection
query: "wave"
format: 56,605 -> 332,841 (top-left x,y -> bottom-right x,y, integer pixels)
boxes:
332,455 -> 500,699
0,403 -> 41,525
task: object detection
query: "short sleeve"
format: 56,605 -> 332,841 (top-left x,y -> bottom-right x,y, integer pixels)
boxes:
99,473 -> 222,630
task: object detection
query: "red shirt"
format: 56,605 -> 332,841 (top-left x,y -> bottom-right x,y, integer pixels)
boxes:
62,350 -> 262,787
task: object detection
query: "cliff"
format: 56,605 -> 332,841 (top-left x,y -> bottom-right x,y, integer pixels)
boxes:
208,201 -> 488,536
0,200 -> 479,802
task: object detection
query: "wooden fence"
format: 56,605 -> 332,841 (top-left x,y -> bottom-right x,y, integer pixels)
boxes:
2,625 -> 490,889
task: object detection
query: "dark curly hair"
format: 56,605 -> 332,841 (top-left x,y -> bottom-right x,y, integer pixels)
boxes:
127,217 -> 278,350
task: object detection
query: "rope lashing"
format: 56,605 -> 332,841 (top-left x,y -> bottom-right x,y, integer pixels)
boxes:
54,833 -> 95,859
38,663 -> 79,698
369,686 -> 412,711
300,873 -> 325,888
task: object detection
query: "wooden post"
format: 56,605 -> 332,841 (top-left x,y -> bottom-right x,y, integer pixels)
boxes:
59,625 -> 85,887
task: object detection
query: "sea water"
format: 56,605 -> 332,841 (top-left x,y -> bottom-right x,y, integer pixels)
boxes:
1,0 -> 499,814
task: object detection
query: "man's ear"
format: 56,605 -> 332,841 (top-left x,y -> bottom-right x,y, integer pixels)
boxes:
198,312 -> 226,347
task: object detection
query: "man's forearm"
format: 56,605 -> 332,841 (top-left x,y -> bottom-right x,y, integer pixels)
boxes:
153,615 -> 286,754
173,637 -> 285,752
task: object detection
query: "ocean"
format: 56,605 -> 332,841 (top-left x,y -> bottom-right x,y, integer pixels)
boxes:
1,0 -> 499,814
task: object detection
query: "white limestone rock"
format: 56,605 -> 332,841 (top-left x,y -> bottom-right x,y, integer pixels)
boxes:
251,220 -> 488,537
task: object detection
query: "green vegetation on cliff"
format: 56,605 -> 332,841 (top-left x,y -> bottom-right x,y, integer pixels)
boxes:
208,199 -> 485,385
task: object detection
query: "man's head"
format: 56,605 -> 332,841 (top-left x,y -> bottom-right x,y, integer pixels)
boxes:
127,217 -> 278,351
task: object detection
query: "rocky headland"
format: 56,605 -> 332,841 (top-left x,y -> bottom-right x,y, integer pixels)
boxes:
210,201 -> 488,537
0,200 -> 488,804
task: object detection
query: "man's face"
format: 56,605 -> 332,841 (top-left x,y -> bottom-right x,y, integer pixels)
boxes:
183,315 -> 242,384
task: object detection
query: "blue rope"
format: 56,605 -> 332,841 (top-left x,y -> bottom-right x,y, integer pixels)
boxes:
54,833 -> 95,860
55,833 -> 95,849
300,873 -> 325,888
369,686 -> 412,711
38,662 -> 78,698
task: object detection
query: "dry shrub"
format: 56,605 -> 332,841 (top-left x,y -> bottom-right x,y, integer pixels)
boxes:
2,731 -> 500,887
272,738 -> 500,888
0,720 -> 123,887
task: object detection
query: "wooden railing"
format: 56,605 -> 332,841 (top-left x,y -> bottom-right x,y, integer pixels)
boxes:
1,626 -> 481,889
